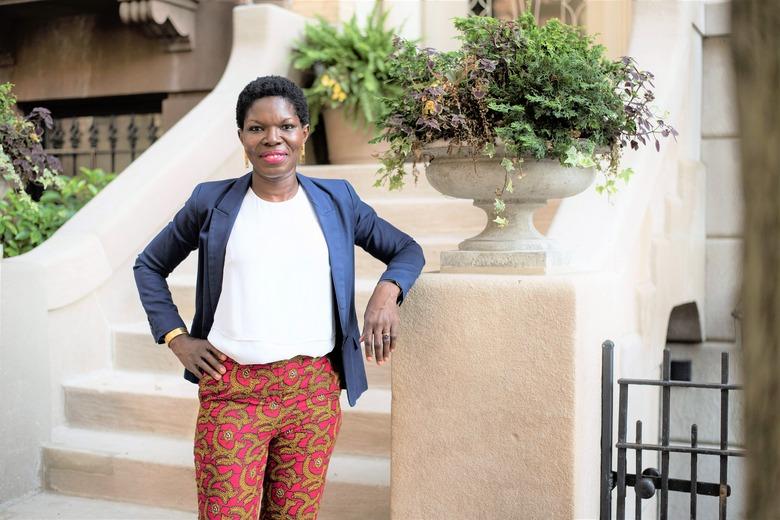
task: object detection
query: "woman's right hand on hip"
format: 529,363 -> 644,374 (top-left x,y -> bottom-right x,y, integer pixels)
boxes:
168,335 -> 227,380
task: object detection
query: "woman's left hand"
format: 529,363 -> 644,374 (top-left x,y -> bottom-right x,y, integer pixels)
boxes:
360,281 -> 402,365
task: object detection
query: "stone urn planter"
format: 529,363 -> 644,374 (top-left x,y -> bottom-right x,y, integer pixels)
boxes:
422,143 -> 596,273
323,106 -> 388,164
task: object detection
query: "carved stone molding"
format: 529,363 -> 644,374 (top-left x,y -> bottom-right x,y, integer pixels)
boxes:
118,0 -> 199,52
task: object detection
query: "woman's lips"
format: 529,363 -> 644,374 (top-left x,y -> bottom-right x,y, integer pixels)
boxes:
260,152 -> 287,165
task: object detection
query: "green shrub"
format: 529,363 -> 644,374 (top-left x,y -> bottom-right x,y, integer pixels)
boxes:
373,13 -> 677,224
0,82 -> 62,199
0,167 -> 116,257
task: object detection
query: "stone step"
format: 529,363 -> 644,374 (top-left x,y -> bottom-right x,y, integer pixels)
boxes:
299,164 -> 559,224
171,233 -> 459,283
168,276 -> 395,336
358,197 -> 485,238
43,426 -> 389,519
298,162 -> 440,199
112,320 -> 392,388
168,199 -> 483,280
0,491 -> 192,519
355,234 -> 456,277
62,370 -> 390,457
165,273 -> 369,319
175,197 -> 482,276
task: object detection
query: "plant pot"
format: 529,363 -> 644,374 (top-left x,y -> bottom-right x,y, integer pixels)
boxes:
422,142 -> 596,273
322,106 -> 388,164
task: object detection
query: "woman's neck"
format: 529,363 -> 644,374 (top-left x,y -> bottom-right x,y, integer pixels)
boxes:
250,170 -> 299,202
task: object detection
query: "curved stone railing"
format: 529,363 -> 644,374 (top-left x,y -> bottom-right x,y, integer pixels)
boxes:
2,4 -> 306,312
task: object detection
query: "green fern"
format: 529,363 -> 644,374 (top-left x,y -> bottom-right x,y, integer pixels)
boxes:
291,3 -> 407,133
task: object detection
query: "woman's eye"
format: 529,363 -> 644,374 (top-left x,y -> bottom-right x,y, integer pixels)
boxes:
283,124 -> 295,130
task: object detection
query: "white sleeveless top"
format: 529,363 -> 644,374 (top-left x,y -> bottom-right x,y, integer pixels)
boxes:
206,182 -> 336,364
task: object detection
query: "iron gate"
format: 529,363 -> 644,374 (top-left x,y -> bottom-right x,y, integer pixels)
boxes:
600,340 -> 745,519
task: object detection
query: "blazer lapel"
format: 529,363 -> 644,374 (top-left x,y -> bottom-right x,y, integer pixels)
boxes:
206,171 -> 252,315
205,171 -> 349,332
297,173 -> 349,330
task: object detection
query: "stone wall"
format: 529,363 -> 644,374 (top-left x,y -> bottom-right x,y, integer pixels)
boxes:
0,1 -> 234,131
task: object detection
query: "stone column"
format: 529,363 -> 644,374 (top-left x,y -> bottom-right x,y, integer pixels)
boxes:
391,272 -> 612,519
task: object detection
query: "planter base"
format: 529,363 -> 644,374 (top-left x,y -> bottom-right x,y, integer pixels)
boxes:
440,248 -> 574,275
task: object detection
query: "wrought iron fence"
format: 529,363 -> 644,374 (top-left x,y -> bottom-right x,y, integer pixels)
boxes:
43,113 -> 160,175
600,340 -> 745,520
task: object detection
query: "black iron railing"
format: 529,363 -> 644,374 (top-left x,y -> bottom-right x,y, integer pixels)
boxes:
600,340 -> 745,520
43,113 -> 160,175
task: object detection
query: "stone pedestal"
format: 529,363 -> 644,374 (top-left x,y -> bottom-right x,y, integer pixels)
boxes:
440,247 -> 574,274
391,272 -> 611,519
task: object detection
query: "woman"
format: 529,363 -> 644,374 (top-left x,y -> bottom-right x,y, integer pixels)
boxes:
133,75 -> 425,519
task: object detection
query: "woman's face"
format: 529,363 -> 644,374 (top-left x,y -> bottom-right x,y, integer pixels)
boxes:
238,96 -> 309,179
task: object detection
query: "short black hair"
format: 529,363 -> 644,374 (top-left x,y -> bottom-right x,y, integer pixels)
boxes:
235,75 -> 310,129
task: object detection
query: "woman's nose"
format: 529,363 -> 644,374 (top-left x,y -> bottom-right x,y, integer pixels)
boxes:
263,127 -> 281,144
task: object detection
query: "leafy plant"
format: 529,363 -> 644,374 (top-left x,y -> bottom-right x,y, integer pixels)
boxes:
0,167 -> 116,257
0,82 -> 63,203
291,3 -> 405,133
373,13 -> 677,225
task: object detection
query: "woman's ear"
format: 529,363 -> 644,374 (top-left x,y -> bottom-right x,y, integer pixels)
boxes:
302,123 -> 310,142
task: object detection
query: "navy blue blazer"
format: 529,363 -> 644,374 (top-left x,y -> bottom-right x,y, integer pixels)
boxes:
133,171 -> 424,406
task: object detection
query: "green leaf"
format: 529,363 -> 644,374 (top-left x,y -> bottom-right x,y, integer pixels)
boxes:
564,145 -> 596,168
505,177 -> 514,193
618,167 -> 634,183
493,215 -> 509,227
500,157 -> 515,172
493,197 -> 506,213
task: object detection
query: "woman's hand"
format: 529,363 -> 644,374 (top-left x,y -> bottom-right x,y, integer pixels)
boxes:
168,335 -> 228,380
360,281 -> 402,365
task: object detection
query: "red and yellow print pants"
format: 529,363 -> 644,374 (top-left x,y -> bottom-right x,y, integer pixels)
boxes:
194,354 -> 343,519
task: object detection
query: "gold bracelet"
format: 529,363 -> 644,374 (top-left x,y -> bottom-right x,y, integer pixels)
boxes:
164,327 -> 188,345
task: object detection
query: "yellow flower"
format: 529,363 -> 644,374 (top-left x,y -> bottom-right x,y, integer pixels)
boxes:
330,82 -> 346,101
320,74 -> 333,87
422,99 -> 436,115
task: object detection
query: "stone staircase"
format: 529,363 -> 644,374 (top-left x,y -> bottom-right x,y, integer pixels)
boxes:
39,163 -> 556,519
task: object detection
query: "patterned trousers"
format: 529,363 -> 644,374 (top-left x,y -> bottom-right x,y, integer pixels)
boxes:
194,353 -> 343,519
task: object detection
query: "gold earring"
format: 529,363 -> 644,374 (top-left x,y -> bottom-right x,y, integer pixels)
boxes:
244,151 -> 249,168
299,147 -> 306,165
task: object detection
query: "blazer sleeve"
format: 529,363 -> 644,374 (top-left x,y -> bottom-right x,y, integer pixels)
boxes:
344,180 -> 425,305
133,183 -> 203,344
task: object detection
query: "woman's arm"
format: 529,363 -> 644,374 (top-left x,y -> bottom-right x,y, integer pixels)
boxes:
344,180 -> 425,364
132,183 -> 203,344
344,180 -> 425,306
